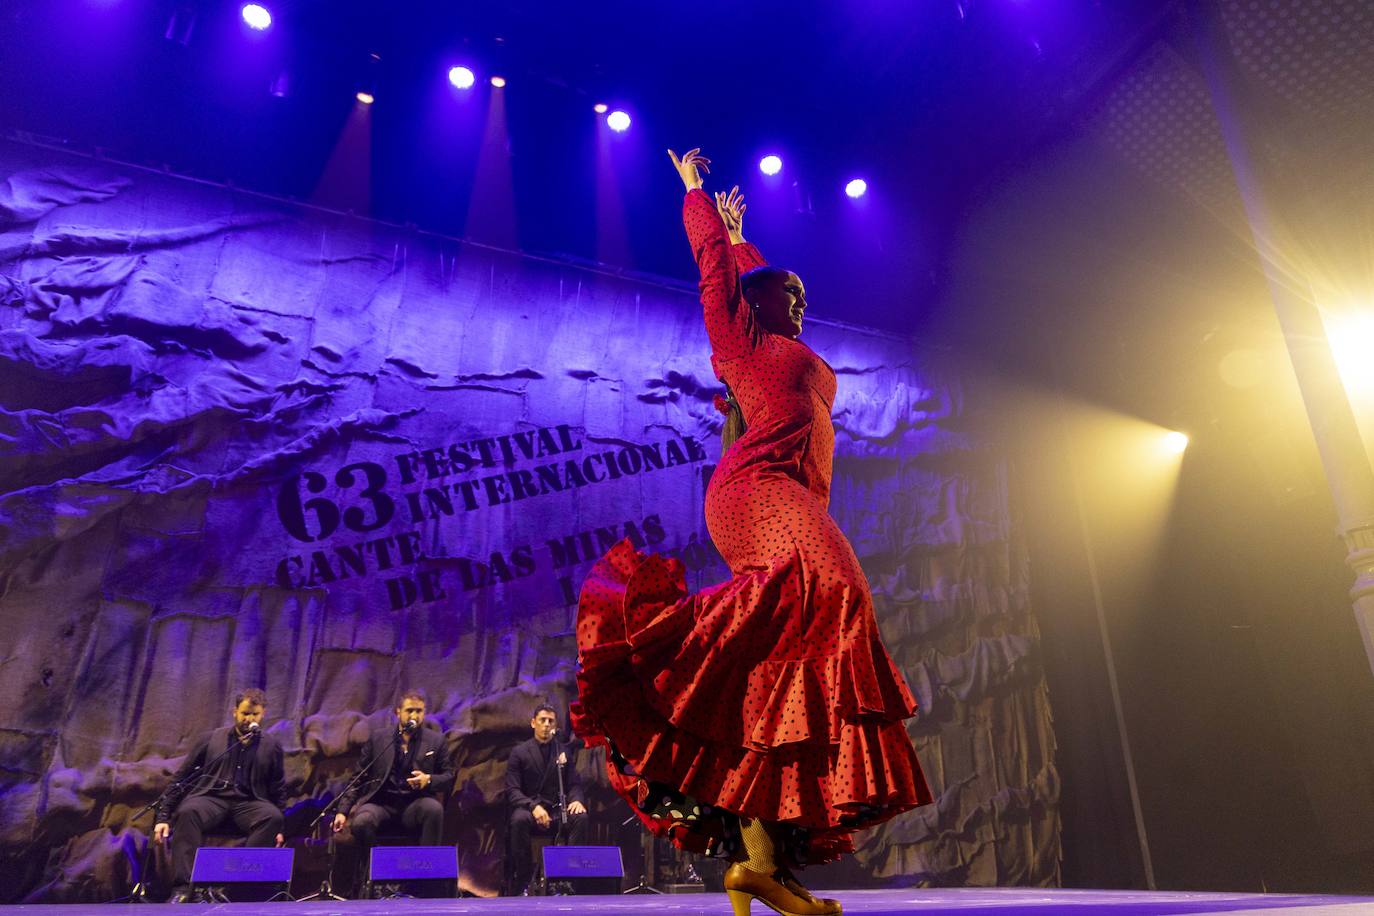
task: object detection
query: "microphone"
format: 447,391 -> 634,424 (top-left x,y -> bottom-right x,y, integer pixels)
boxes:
242,722 -> 261,742
403,718 -> 418,733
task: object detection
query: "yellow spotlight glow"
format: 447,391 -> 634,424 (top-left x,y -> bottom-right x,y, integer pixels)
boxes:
593,103 -> 608,114
1218,348 -> 1266,389
1324,310 -> 1374,398
1162,431 -> 1189,455
490,75 -> 506,88
355,91 -> 375,105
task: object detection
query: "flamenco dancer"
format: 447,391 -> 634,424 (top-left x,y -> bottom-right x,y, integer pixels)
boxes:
571,147 -> 933,916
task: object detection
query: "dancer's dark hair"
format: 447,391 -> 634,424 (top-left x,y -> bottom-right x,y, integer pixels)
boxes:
720,387 -> 746,452
741,265 -> 791,301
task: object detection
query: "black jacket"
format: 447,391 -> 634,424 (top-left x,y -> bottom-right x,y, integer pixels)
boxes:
154,726 -> 287,823
504,737 -> 584,812
338,722 -> 453,814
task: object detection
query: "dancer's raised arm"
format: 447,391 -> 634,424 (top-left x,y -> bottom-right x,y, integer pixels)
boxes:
668,148 -> 757,362
715,185 -> 768,275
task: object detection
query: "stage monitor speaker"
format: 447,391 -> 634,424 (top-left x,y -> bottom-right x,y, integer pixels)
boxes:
190,847 -> 294,902
543,844 -> 624,894
367,845 -> 459,899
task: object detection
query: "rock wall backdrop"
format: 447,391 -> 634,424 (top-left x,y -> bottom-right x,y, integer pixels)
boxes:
0,138 -> 1060,902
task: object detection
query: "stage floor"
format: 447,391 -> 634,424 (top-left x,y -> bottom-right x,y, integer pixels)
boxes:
10,888 -> 1374,915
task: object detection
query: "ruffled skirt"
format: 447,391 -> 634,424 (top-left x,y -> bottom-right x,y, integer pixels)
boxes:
571,537 -> 932,864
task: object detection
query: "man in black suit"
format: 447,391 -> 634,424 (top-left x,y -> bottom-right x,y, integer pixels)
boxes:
332,689 -> 453,850
152,687 -> 286,902
504,704 -> 588,894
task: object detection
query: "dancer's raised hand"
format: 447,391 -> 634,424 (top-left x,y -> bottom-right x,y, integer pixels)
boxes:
668,148 -> 710,191
715,185 -> 746,243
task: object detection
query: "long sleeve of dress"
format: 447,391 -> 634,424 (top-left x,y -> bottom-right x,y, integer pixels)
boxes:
732,240 -> 767,275
682,189 -> 756,363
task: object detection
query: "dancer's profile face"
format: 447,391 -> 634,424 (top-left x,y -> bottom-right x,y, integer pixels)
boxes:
750,271 -> 807,338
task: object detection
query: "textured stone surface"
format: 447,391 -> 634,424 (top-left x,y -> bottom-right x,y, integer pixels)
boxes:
0,139 -> 1059,901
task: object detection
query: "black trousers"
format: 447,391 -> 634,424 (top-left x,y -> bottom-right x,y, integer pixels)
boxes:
349,795 -> 445,848
169,795 -> 283,886
507,806 -> 588,892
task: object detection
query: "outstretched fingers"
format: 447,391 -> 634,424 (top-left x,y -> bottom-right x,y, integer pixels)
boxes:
725,185 -> 744,213
714,186 -> 746,231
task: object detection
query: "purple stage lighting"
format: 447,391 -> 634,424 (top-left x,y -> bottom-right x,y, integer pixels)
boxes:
759,155 -> 783,176
241,3 -> 272,30
845,178 -> 868,199
607,110 -> 631,132
448,66 -> 476,90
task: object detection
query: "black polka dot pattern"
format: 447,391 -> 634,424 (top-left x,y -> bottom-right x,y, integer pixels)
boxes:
568,189 -> 934,865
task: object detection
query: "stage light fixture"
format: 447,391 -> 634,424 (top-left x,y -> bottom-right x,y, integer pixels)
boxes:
448,66 -> 476,90
1162,431 -> 1189,455
490,75 -> 507,88
845,178 -> 868,199
607,110 -> 631,132
760,155 -> 783,176
241,3 -> 272,30
355,91 -> 375,105
593,103 -> 609,114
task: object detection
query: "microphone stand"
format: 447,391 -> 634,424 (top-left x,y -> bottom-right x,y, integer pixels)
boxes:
299,725 -> 411,902
554,743 -> 569,846
114,728 -> 257,904
543,738 -> 576,896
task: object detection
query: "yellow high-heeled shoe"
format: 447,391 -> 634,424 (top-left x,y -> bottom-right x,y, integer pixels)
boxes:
723,863 -> 842,916
777,868 -> 841,912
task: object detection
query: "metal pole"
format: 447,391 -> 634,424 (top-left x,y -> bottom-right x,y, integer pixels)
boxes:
1059,392 -> 1158,890
1189,0 -> 1374,677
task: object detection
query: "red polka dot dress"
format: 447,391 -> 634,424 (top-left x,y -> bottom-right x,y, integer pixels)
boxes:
571,189 -> 933,865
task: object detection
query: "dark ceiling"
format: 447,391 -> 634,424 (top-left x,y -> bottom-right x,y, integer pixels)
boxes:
0,0 -> 1181,334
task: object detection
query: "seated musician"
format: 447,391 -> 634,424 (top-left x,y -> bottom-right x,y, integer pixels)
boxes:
504,703 -> 588,894
152,687 -> 285,903
332,688 -> 453,852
